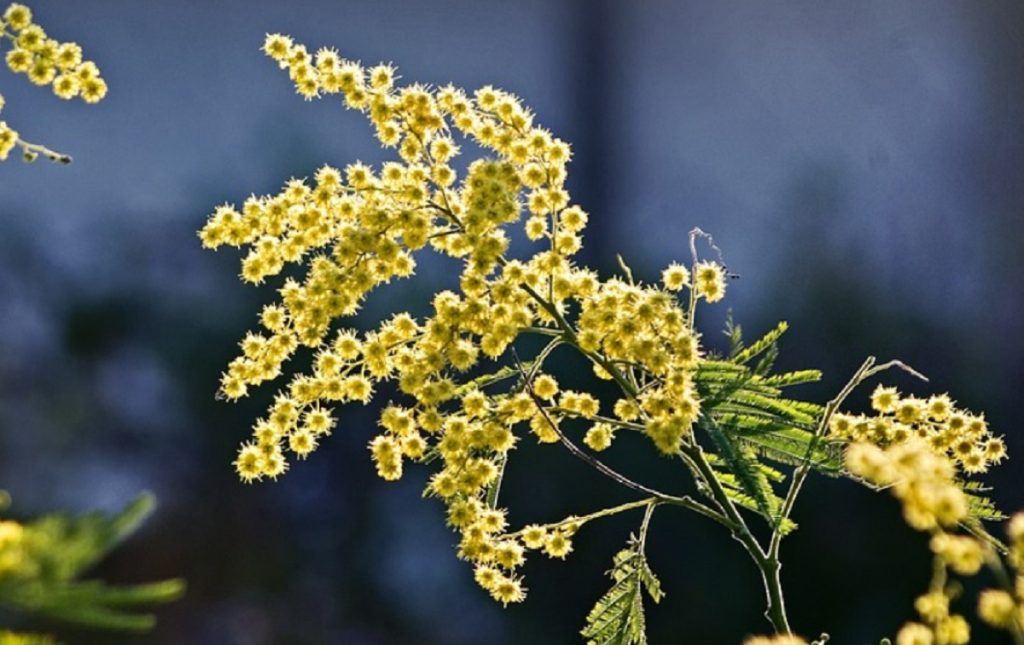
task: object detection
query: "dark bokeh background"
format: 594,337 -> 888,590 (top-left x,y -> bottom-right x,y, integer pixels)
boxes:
1,1 -> 1022,643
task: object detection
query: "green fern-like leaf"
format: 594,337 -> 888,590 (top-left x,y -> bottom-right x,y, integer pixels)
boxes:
755,370 -> 823,388
719,489 -> 798,534
693,321 -> 839,528
581,539 -> 663,645
699,415 -> 784,523
727,393 -> 816,426
725,312 -> 745,359
735,427 -> 843,476
752,342 -> 780,377
0,494 -> 185,633
963,489 -> 1007,523
757,462 -> 787,483
733,321 -> 788,366
711,406 -> 817,433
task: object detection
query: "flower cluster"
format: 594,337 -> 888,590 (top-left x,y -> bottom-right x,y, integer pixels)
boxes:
0,105 -> 14,160
574,277 -> 704,454
846,441 -> 994,645
896,603 -> 970,645
0,2 -> 106,162
976,514 -> 1024,635
846,440 -> 971,532
201,34 -> 733,605
830,386 -> 1006,475
1,3 -> 106,101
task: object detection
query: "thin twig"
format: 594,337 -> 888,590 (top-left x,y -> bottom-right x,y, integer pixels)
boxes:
502,497 -> 658,540
548,407 -> 645,432
771,356 -> 929,557
638,501 -> 658,549
864,359 -> 929,383
689,227 -> 722,265
510,351 -> 731,528
17,138 -> 72,164
771,357 -> 876,553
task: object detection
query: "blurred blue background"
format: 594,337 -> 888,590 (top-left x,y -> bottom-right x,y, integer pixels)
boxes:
1,1 -> 1022,643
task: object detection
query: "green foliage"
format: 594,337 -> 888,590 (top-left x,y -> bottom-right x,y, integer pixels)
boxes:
966,498 -> 1007,524
0,494 -> 184,633
961,495 -> 1007,548
693,322 -> 841,532
581,536 -> 663,645
700,415 -> 788,531
731,321 -> 788,366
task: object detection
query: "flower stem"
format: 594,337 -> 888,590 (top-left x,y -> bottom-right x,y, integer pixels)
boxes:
678,440 -> 792,633
503,498 -> 658,539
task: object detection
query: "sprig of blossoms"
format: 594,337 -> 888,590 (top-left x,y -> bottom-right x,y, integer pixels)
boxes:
0,3 -> 106,163
201,33 -> 732,605
206,34 -> 1012,643
830,385 -> 1006,475
845,441 -> 1006,645
846,441 -> 973,535
836,384 -> 1014,644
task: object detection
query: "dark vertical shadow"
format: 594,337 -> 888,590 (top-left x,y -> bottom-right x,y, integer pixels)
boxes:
568,0 -> 613,266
